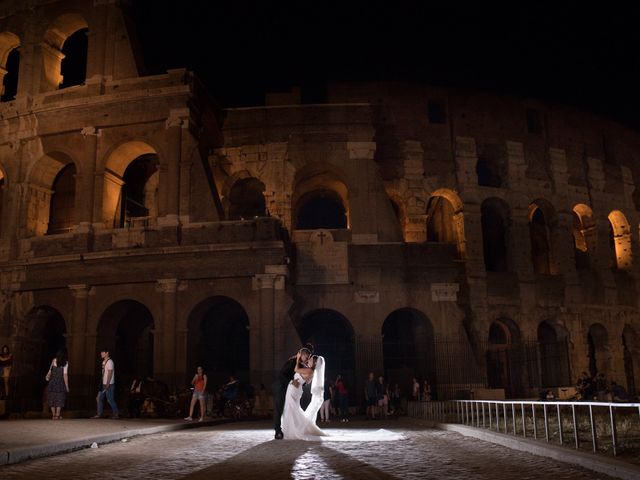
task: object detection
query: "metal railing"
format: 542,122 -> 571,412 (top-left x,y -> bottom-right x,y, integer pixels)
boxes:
409,399 -> 640,457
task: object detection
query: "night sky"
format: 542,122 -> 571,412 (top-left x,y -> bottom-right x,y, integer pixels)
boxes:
129,1 -> 640,126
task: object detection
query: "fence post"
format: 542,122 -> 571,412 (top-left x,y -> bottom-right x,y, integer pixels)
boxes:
588,404 -> 597,452
543,404 -> 549,442
512,403 -> 516,434
609,405 -> 617,457
557,404 -> 563,446
503,403 -> 507,433
572,403 -> 579,449
532,403 -> 538,439
521,403 -> 526,437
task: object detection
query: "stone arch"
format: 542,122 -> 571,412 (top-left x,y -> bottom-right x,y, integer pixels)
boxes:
41,13 -> 89,91
96,300 -> 155,391
0,31 -> 20,101
587,323 -> 611,378
18,306 -> 67,410
381,308 -> 435,393
608,210 -> 632,270
292,164 -> 349,230
486,318 -> 523,397
224,174 -> 267,220
622,324 -> 639,396
426,188 -> 466,257
481,197 -> 510,272
25,152 -> 77,236
102,140 -> 159,228
572,204 -> 595,270
297,309 -> 355,399
186,296 -> 250,387
537,321 -> 568,387
528,198 -> 559,275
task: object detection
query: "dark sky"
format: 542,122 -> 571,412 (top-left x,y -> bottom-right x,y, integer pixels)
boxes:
129,1 -> 640,125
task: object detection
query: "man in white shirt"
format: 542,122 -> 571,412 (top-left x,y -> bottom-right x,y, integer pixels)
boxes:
92,349 -> 119,419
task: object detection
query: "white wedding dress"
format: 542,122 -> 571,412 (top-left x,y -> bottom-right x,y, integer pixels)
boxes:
280,356 -> 403,442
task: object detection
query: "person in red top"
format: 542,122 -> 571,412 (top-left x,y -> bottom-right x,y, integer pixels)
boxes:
184,366 -> 207,421
335,374 -> 349,422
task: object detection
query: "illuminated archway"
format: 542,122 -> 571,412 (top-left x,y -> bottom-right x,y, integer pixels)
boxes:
572,204 -> 595,270
41,14 -> 89,91
292,164 -> 349,230
0,31 -> 20,101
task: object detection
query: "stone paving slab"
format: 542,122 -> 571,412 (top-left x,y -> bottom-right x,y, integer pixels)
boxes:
0,417 -> 225,466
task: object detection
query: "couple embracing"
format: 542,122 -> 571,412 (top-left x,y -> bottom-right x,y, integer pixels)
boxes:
273,345 -> 326,440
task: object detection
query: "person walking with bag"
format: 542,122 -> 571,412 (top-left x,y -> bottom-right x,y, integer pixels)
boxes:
46,349 -> 69,419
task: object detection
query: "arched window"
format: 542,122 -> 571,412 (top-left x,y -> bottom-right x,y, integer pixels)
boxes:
41,14 -> 88,91
120,154 -> 158,227
572,204 -> 595,270
481,198 -> 509,272
530,207 -> 551,274
529,200 -> 558,275
47,163 -> 76,234
0,32 -> 20,101
476,144 -> 504,187
426,196 -> 456,243
486,319 -> 523,397
608,211 -> 632,270
1,47 -> 19,101
59,28 -> 88,88
228,177 -> 267,220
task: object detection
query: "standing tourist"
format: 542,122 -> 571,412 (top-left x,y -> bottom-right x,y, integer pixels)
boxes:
92,349 -> 119,419
184,366 -> 208,421
0,345 -> 12,398
45,349 -> 69,419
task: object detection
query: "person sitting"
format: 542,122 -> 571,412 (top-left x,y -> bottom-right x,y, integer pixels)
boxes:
128,377 -> 145,418
610,381 -> 630,402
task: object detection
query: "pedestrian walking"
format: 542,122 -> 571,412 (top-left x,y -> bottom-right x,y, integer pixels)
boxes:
92,349 -> 119,419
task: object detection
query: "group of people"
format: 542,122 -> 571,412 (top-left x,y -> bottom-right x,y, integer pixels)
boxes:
575,371 -> 632,402
412,377 -> 433,402
364,372 -> 402,419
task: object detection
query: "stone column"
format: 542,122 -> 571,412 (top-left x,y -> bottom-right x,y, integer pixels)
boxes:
75,127 -> 100,232
346,142 -> 376,234
159,110 -> 188,227
252,272 -> 286,385
156,279 -> 178,388
68,284 -> 91,407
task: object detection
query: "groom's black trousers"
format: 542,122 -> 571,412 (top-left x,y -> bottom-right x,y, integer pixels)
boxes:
272,380 -> 288,432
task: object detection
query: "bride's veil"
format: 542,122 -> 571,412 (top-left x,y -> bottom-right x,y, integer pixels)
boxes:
303,355 -> 325,422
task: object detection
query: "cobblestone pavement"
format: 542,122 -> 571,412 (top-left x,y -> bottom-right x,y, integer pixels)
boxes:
0,419 -> 616,479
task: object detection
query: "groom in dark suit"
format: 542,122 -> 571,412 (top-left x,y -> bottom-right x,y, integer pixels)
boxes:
273,344 -> 313,439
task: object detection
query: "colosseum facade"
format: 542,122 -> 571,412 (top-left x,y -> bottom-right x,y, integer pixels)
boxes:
0,0 -> 638,411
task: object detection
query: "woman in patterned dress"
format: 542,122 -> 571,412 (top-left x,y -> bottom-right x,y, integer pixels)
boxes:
46,349 -> 69,419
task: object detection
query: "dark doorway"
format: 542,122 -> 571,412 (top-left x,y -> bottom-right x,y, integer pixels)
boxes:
298,309 -> 355,400
17,306 -> 66,412
486,319 -> 523,397
382,308 -> 435,396
187,297 -> 250,389
296,190 -> 347,229
587,323 -> 609,378
530,207 -> 551,274
96,301 -> 154,395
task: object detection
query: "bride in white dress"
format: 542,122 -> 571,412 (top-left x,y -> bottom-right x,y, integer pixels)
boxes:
281,354 -> 327,440
280,353 -> 402,442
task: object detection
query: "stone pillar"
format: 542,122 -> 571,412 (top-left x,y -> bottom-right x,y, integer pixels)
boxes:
346,142 -> 376,234
156,279 -> 178,389
455,137 -> 478,186
68,284 -> 91,408
75,127 -> 100,232
159,110 -> 188,226
252,272 -> 286,385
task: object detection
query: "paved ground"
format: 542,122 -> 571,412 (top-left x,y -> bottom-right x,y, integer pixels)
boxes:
0,418 -> 619,479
